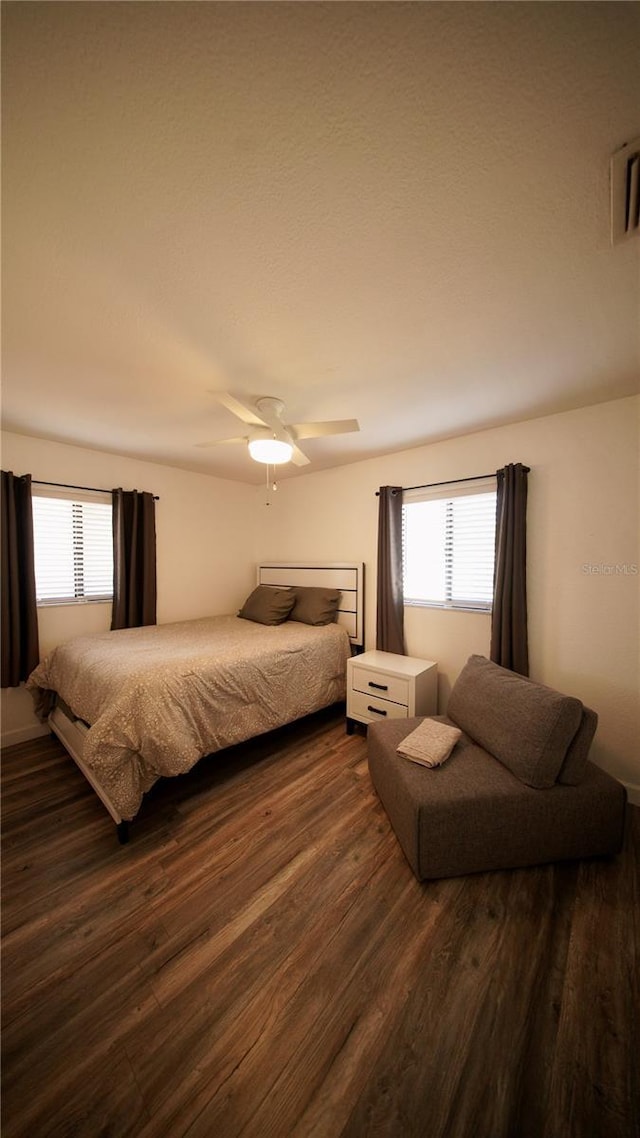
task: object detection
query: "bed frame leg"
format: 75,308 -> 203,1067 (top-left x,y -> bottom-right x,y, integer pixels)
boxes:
117,821 -> 130,845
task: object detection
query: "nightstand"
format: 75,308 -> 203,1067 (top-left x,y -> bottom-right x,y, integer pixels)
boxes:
346,650 -> 438,733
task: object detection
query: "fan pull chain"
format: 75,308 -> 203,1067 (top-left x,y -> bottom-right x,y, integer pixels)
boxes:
264,465 -> 279,506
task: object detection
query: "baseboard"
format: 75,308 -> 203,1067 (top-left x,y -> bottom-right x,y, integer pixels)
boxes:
1,723 -> 50,749
625,782 -> 640,807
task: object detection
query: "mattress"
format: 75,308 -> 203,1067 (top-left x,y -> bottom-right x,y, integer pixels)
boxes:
27,614 -> 351,820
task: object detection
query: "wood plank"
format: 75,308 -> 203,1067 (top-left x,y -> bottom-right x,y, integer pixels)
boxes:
542,814 -> 640,1138
1,716 -> 638,1138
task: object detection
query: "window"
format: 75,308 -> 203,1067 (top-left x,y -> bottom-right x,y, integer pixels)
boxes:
32,489 -> 113,605
402,478 -> 497,611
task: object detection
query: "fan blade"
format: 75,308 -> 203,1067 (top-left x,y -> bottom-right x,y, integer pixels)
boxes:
290,443 -> 311,466
289,419 -> 360,440
195,436 -> 247,449
211,392 -> 268,428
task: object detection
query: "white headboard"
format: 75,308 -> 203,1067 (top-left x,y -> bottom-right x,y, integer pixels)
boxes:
257,562 -> 364,648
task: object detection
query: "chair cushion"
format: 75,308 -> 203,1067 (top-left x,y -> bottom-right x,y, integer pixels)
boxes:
367,716 -> 627,881
446,655 -> 583,788
556,706 -> 598,785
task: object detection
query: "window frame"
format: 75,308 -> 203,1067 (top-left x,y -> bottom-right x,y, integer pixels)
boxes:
402,477 -> 498,613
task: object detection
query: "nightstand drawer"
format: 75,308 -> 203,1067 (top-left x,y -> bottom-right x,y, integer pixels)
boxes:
350,666 -> 410,706
348,689 -> 409,722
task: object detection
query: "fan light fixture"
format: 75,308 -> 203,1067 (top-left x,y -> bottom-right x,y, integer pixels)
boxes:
248,436 -> 293,465
199,393 -> 360,468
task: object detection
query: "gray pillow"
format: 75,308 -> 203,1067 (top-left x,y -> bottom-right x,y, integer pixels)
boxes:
289,586 -> 341,626
446,655 -> 583,788
238,585 -> 295,626
556,706 -> 598,785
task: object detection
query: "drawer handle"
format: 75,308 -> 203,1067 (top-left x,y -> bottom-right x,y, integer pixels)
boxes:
368,705 -> 387,716
368,681 -> 388,691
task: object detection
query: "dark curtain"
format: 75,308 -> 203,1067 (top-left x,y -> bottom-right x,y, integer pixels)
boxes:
376,485 -> 405,655
1,471 -> 39,687
111,489 -> 157,630
490,463 -> 529,676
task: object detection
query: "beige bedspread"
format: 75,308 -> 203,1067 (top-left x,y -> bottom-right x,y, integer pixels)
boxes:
27,615 -> 351,820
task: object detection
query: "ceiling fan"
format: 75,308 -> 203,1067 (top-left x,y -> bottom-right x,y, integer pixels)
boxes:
198,393 -> 360,467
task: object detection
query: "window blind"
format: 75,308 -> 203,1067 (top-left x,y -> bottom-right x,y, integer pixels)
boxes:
402,479 -> 497,611
32,490 -> 113,605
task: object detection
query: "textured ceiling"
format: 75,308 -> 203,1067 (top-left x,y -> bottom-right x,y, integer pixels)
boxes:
2,1 -> 639,484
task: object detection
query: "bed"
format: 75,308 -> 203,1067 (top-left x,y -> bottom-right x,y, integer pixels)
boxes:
27,561 -> 364,840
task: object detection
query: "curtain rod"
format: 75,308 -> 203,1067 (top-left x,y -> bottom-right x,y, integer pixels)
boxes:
375,472 -> 497,496
30,478 -> 159,501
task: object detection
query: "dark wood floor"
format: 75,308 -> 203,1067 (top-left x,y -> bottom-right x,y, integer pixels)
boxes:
2,708 -> 638,1138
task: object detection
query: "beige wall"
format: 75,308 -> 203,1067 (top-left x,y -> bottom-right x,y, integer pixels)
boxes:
252,396 -> 640,795
1,431 -> 255,744
2,398 -> 638,797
